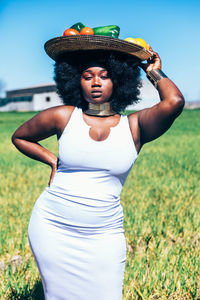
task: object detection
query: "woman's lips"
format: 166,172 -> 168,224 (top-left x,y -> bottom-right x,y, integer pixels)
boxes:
92,90 -> 102,93
91,90 -> 102,97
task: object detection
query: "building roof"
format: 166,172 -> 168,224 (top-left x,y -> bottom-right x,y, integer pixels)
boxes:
6,83 -> 57,98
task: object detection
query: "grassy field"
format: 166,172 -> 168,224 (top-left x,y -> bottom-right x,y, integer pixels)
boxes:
0,109 -> 199,299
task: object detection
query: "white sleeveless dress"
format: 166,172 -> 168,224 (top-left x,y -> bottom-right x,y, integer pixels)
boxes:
28,107 -> 138,300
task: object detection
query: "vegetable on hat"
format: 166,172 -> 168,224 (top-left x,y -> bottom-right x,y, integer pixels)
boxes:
92,25 -> 120,38
124,37 -> 150,50
80,27 -> 94,35
70,22 -> 85,32
63,28 -> 80,36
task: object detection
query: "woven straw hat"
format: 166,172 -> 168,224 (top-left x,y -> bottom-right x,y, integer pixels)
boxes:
44,35 -> 152,61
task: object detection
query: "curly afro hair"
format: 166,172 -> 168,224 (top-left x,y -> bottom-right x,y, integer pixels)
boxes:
54,50 -> 142,113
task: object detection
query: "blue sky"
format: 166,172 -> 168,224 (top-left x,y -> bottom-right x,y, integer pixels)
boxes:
0,0 -> 200,101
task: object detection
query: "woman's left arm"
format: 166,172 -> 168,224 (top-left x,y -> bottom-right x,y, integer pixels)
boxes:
136,49 -> 185,145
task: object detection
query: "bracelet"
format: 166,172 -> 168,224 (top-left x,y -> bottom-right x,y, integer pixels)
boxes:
146,69 -> 168,89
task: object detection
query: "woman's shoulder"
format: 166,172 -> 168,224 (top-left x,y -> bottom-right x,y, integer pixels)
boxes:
52,105 -> 75,119
49,104 -> 75,114
40,104 -> 74,120
49,105 -> 76,135
34,105 -> 76,137
39,105 -> 75,117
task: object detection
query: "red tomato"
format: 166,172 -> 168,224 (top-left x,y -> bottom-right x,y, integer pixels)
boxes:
63,28 -> 80,36
80,27 -> 94,35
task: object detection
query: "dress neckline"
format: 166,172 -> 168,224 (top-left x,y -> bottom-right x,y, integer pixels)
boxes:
80,108 -> 122,143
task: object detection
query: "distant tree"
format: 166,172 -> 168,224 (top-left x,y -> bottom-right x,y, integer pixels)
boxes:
0,79 -> 6,97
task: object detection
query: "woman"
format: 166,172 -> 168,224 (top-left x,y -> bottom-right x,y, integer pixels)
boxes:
12,35 -> 184,299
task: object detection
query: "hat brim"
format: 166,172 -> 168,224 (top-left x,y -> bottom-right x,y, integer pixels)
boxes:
44,35 -> 153,61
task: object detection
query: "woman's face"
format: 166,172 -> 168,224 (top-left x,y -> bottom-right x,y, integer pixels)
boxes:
80,67 -> 113,104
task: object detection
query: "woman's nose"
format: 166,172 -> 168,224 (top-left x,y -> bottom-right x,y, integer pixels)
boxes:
92,76 -> 101,87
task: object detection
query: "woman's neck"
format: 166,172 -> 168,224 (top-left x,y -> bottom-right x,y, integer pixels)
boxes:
84,102 -> 116,117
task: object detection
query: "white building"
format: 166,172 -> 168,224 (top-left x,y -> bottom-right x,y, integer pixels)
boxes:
0,83 -> 62,112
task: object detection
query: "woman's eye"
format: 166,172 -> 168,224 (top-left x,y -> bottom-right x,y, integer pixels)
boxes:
101,75 -> 108,79
84,77 -> 92,80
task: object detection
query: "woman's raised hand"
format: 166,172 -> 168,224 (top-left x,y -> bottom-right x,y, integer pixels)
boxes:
140,47 -> 161,73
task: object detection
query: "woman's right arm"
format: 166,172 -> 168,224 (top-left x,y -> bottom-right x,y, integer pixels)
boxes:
11,105 -> 74,185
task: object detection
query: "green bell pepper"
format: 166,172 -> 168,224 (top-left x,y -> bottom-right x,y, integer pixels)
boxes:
70,22 -> 85,32
92,25 -> 120,38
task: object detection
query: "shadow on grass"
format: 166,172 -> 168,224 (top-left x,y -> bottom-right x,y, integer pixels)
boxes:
9,280 -> 44,300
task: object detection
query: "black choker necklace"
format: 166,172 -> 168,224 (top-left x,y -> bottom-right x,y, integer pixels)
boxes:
84,103 -> 116,117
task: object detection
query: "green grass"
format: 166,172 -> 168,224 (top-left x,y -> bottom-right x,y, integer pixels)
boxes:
0,109 -> 200,299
